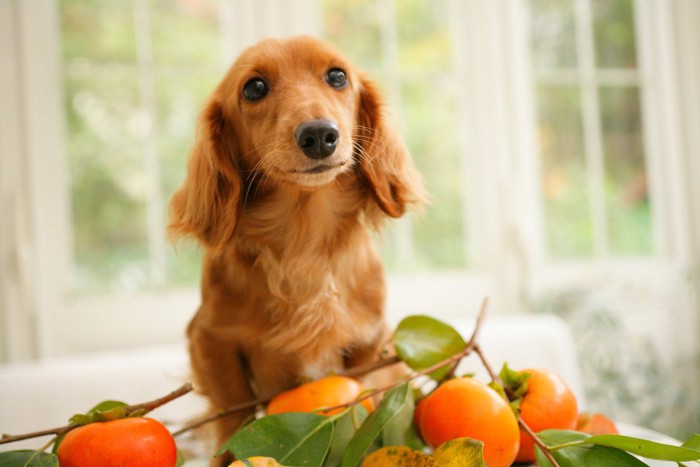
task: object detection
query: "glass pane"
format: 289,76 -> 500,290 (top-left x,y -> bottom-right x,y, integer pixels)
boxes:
152,1 -> 220,287
396,0 -> 452,73
402,78 -> 465,269
61,1 -> 136,64
151,0 -> 220,66
65,65 -> 149,293
600,86 -> 651,254
530,0 -> 577,70
592,0 -> 638,68
324,0 -> 466,271
61,0 -> 221,293
322,0 -> 383,71
536,85 -> 593,257
156,70 -> 214,286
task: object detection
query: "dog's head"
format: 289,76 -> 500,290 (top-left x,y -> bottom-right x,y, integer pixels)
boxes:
169,36 -> 423,248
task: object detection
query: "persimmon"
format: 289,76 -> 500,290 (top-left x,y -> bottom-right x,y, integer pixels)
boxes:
266,375 -> 374,416
577,412 -> 619,435
417,377 -> 520,467
56,417 -> 177,467
515,368 -> 578,463
413,395 -> 428,437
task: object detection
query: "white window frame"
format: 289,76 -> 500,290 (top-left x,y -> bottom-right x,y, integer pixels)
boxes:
1,0 -> 698,362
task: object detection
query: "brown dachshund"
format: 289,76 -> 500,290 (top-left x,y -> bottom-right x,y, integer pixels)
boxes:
169,35 -> 424,464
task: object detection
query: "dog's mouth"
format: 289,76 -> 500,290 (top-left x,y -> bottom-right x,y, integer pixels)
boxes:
290,160 -> 349,175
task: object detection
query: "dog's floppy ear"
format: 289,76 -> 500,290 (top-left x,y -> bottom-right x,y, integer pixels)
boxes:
356,77 -> 424,218
169,99 -> 241,249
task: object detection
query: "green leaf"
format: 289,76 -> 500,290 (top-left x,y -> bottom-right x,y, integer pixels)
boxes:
127,408 -> 148,418
67,413 -> 93,426
323,406 -> 368,467
585,434 -> 700,462
536,430 -> 647,467
682,434 -> 700,451
218,412 -> 333,467
497,363 -> 531,416
69,400 -> 129,425
0,450 -> 59,467
393,315 -> 466,380
340,383 -> 412,467
499,363 -> 530,398
381,386 -> 423,451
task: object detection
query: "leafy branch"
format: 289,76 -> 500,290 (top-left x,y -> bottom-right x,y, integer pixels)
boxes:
4,303 -> 700,467
0,382 -> 194,446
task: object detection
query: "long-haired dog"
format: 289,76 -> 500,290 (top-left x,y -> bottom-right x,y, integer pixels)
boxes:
169,35 -> 424,463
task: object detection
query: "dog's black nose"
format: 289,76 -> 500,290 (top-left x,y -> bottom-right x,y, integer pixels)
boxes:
294,119 -> 339,159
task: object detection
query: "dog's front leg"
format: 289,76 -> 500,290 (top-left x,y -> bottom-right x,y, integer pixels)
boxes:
188,321 -> 256,466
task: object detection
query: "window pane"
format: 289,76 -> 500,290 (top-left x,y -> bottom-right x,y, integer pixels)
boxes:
395,0 -> 464,269
396,0 -> 452,73
600,86 -> 651,254
156,70 -> 213,286
323,0 -> 466,270
530,0 -> 577,70
322,0 -> 383,71
61,1 -> 136,64
61,0 -> 220,294
65,65 -> 149,293
150,0 -> 220,66
537,85 -> 594,257
402,78 -> 465,269
592,0 -> 638,69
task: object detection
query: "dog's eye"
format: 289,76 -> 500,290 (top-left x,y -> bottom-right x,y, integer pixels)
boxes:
243,78 -> 268,101
326,68 -> 348,89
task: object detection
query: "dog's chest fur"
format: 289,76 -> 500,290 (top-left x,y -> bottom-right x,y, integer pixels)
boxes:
229,181 -> 386,383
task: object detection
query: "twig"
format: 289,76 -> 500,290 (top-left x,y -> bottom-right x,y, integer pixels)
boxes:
172,398 -> 265,438
125,382 -> 195,416
340,355 -> 402,379
474,344 -> 560,467
0,425 -> 74,445
0,382 -> 195,446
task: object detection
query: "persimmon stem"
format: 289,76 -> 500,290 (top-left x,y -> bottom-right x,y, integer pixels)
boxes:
0,382 -> 195,446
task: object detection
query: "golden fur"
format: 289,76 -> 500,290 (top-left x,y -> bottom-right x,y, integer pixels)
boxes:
169,36 -> 423,463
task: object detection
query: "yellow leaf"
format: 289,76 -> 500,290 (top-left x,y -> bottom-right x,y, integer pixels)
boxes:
361,446 -> 436,467
432,438 -> 486,466
228,456 -> 285,467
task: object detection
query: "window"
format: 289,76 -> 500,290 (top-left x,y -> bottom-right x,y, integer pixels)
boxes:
531,0 -> 651,258
62,0 -> 220,295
